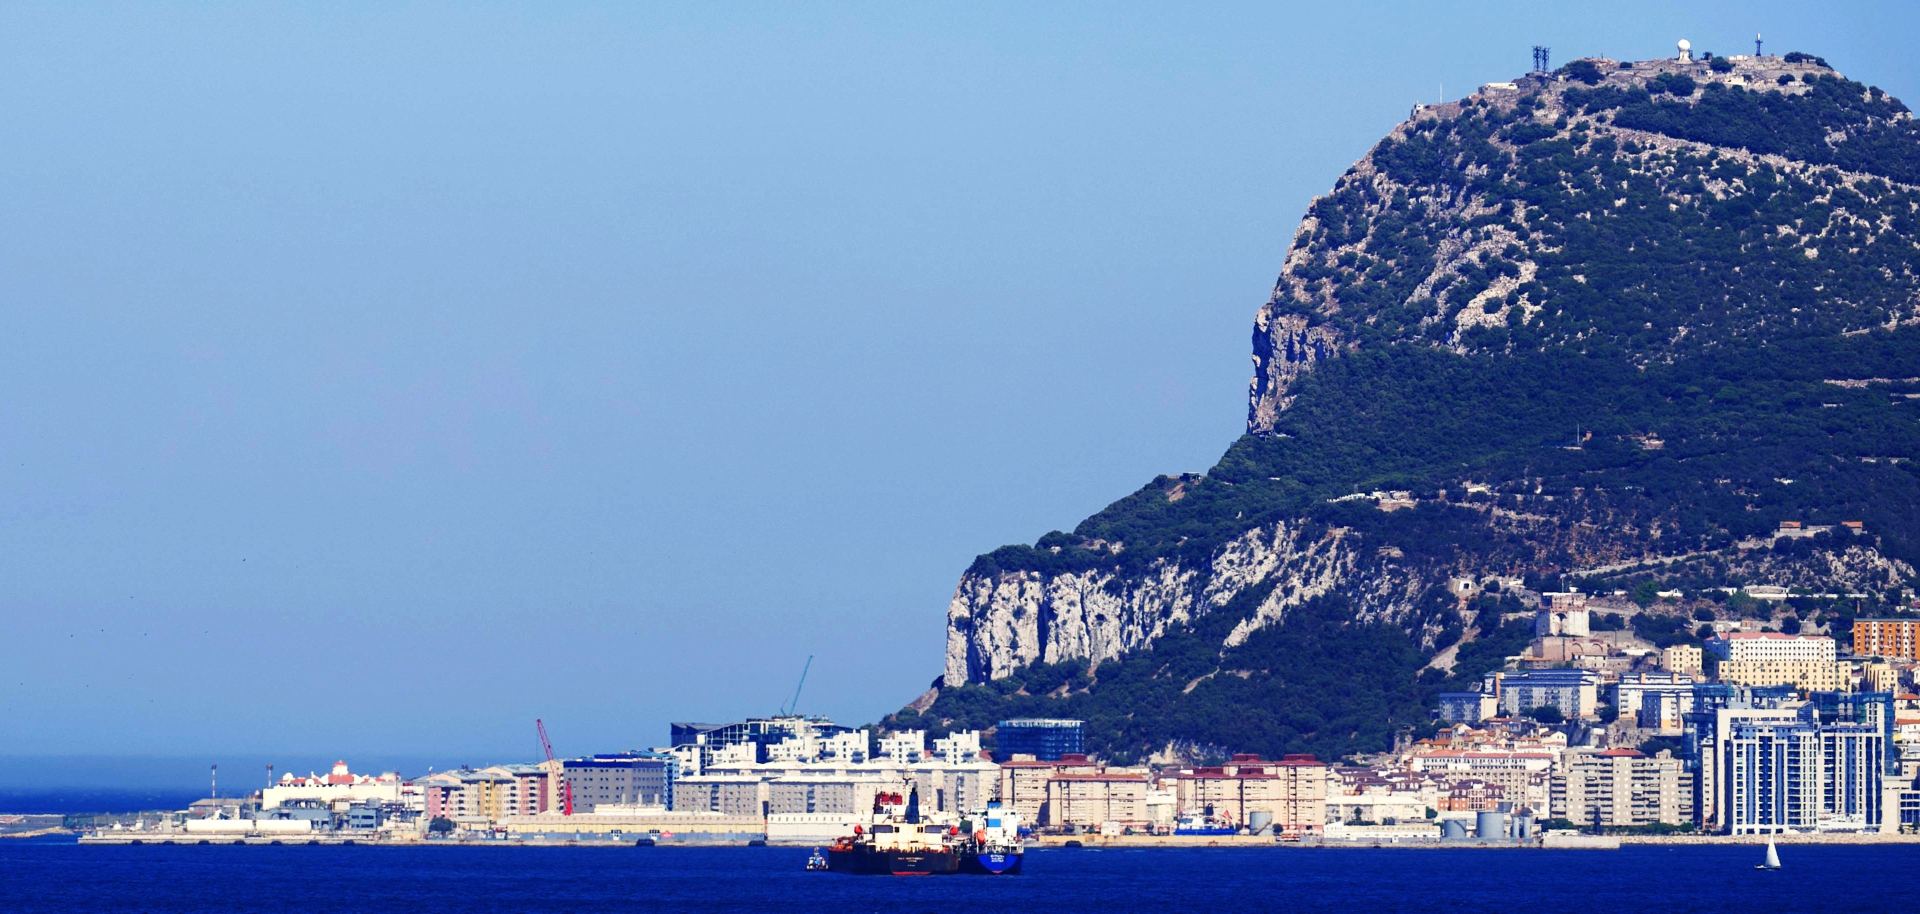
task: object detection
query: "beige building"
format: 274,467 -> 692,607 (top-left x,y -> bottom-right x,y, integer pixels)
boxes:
1710,633 -> 1845,691
1863,661 -> 1902,695
1042,773 -> 1150,829
1662,644 -> 1704,677
1408,749 -> 1555,813
1171,754 -> 1329,836
1550,748 -> 1684,827
998,756 -> 1102,823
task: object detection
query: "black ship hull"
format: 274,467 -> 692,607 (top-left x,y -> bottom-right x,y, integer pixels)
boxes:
826,845 -> 961,875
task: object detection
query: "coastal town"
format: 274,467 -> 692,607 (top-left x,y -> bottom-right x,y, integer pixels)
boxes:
60,557 -> 1920,851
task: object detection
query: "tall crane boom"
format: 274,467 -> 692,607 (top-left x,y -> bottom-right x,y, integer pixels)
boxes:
780,655 -> 814,717
536,718 -> 575,816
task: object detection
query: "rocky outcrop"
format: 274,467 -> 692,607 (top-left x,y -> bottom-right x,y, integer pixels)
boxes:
944,560 -> 1200,686
945,521 -> 1433,685
1248,314 -> 1340,432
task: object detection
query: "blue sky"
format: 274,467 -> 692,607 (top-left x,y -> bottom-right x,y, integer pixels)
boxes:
2,2 -> 1914,786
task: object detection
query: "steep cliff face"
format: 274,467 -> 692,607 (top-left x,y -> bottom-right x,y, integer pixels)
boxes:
946,520 -> 1376,684
1247,313 -> 1340,431
923,51 -> 1920,756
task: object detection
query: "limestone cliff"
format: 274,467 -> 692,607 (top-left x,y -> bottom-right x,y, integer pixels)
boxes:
922,50 -> 1920,755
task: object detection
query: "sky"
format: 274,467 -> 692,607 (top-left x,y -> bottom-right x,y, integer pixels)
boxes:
2,1 -> 1915,788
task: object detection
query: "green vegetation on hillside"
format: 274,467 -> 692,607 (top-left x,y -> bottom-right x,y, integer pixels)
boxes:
1567,73 -> 1920,183
980,329 -> 1920,579
926,58 -> 1920,762
897,593 -> 1437,763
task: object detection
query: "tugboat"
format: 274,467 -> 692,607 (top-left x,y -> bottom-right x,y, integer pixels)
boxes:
822,788 -> 1025,876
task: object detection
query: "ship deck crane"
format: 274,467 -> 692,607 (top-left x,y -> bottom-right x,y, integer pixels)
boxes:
537,718 -> 575,816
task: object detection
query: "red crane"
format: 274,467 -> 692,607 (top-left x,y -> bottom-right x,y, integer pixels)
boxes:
536,718 -> 575,816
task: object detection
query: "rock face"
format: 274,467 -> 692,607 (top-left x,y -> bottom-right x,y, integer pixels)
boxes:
946,522 -> 1375,685
936,51 -> 1920,706
1247,314 -> 1340,432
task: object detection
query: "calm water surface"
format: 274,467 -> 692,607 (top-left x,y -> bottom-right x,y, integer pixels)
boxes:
1,838 -> 1914,913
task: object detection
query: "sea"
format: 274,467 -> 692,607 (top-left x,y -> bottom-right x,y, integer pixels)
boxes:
3,839 -> 1918,913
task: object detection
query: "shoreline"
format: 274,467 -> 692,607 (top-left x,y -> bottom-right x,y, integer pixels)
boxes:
69,831 -> 1920,849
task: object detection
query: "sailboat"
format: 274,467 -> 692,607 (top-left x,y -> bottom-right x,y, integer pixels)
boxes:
1756,835 -> 1781,871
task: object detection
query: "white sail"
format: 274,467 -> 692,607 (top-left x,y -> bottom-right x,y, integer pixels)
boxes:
1763,837 -> 1781,869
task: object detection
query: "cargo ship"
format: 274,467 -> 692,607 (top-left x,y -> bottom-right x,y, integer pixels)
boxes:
822,790 -> 1024,876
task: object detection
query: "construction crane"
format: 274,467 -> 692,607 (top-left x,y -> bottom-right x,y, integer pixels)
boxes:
779,655 -> 814,717
536,718 -> 575,816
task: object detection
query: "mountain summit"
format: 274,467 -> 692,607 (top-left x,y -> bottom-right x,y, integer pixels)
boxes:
905,50 -> 1920,762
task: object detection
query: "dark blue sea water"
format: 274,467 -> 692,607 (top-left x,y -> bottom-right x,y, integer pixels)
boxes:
3,838 -> 1916,913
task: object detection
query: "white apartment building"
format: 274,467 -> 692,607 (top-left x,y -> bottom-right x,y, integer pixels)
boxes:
1708,633 -> 1844,691
1551,748 -> 1685,827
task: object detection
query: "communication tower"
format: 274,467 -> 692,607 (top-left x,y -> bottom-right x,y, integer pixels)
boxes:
1677,38 -> 1693,63
1532,45 -> 1551,74
1755,34 -> 1763,57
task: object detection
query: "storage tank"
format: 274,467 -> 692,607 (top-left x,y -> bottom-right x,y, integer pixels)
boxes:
1247,811 -> 1274,835
1512,813 -> 1534,840
1440,819 -> 1470,840
1475,811 -> 1508,840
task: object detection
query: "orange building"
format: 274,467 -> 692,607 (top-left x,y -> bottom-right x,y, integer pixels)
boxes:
1854,618 -> 1920,660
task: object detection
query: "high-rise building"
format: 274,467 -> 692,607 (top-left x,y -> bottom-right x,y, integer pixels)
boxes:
1713,702 -> 1892,834
1819,721 -> 1887,831
1809,691 -> 1896,763
995,719 -> 1085,761
1687,686 -> 1798,830
1725,713 -> 1822,835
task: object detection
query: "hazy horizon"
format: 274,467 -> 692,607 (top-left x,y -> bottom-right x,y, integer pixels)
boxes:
5,1 -> 1917,787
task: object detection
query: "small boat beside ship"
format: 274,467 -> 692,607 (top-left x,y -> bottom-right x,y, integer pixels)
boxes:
820,789 -> 1025,876
1172,812 -> 1237,836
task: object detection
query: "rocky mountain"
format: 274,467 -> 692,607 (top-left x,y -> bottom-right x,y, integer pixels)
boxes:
899,51 -> 1920,762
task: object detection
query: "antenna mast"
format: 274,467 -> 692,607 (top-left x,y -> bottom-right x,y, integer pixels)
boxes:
1532,45 -> 1551,74
1755,33 -> 1764,57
